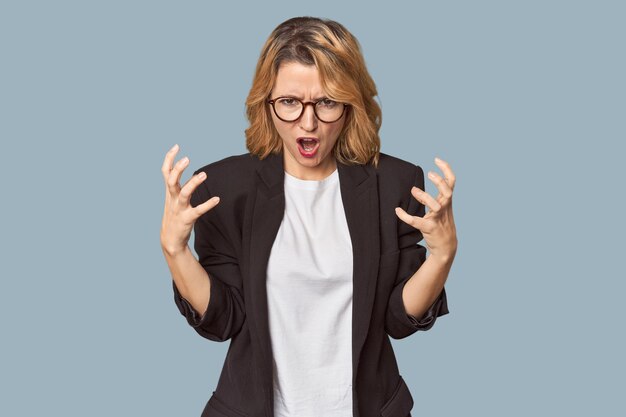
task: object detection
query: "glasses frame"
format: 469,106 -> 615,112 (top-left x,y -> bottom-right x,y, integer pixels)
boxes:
266,96 -> 349,123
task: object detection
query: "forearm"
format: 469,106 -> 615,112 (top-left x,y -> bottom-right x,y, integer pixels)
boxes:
162,245 -> 211,318
402,253 -> 454,320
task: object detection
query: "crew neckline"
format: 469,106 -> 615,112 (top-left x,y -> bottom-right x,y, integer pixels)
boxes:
284,168 -> 339,190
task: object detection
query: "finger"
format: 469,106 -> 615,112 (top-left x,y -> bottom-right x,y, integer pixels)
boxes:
166,155 -> 190,196
179,170 -> 209,206
192,193 -> 221,220
394,206 -> 426,231
161,144 -> 180,182
434,157 -> 456,191
427,170 -> 453,202
412,186 -> 441,215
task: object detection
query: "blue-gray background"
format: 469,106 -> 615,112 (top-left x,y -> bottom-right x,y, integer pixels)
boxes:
1,0 -> 623,416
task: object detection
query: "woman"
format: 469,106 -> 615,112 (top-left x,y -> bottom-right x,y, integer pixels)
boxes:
161,16 -> 457,417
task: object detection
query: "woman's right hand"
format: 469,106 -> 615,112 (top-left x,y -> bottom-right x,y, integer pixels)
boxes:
160,144 -> 220,256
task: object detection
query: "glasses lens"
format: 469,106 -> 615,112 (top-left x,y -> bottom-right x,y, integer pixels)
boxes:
315,99 -> 343,122
274,98 -> 302,121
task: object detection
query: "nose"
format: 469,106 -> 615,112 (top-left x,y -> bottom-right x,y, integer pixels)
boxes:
299,103 -> 318,131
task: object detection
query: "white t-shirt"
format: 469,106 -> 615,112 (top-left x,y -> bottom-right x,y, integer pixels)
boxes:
266,167 -> 354,417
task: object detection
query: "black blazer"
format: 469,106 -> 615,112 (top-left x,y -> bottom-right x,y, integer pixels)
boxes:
172,151 -> 449,417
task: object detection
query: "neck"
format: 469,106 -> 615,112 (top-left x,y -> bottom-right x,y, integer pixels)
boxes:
284,155 -> 337,181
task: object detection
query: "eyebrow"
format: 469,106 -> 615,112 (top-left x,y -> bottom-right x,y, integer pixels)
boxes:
275,93 -> 328,100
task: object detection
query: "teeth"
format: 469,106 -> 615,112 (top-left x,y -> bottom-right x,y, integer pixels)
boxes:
300,139 -> 317,151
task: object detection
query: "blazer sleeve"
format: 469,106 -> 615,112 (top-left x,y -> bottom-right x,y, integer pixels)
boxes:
385,164 -> 450,340
172,168 -> 246,342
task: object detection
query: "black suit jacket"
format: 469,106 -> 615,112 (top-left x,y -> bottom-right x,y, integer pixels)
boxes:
172,151 -> 449,417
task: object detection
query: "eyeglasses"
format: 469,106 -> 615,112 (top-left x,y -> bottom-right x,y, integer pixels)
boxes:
267,96 -> 349,123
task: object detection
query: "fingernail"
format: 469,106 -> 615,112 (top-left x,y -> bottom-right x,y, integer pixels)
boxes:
198,172 -> 206,179
172,144 -> 179,150
434,156 -> 441,162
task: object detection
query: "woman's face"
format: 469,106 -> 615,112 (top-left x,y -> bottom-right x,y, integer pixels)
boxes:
269,62 -> 346,180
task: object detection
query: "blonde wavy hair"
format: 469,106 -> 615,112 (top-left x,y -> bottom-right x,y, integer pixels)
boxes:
245,16 -> 383,167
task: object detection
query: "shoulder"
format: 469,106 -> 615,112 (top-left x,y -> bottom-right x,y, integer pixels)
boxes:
192,152 -> 257,178
190,152 -> 259,202
193,152 -> 260,187
375,152 -> 424,188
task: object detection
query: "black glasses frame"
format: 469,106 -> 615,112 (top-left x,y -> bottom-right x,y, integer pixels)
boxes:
266,96 -> 349,123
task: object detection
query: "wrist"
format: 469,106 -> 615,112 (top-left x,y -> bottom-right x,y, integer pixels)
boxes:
161,243 -> 191,259
428,250 -> 456,266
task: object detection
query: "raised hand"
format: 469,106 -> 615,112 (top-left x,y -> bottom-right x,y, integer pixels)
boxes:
395,157 -> 458,263
160,144 -> 220,256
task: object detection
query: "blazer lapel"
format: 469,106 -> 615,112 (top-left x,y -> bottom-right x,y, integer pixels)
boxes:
244,151 -> 380,410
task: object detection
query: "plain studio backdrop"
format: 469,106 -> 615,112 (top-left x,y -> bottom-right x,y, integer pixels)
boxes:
1,1 -> 623,416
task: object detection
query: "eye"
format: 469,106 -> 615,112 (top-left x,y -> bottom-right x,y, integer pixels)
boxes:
277,98 -> 297,106
319,98 -> 337,107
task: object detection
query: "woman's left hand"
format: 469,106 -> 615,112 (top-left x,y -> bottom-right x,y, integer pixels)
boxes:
395,157 -> 458,263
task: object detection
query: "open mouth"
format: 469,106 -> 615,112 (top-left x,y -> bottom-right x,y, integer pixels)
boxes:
297,137 -> 319,153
